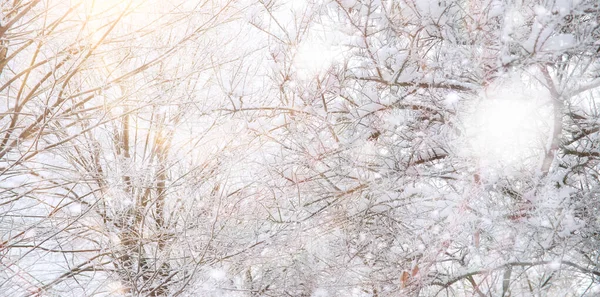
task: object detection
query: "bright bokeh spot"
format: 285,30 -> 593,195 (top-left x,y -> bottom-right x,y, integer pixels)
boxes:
465,76 -> 553,173
293,20 -> 344,80
473,99 -> 539,161
294,40 -> 338,79
106,281 -> 128,294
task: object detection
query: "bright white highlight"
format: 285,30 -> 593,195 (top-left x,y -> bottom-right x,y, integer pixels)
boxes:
465,76 -> 552,173
294,40 -> 339,79
473,99 -> 539,161
106,281 -> 128,294
292,21 -> 343,79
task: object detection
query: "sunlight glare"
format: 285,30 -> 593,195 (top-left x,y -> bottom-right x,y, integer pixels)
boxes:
292,20 -> 343,80
294,40 -> 339,79
107,281 -> 128,295
465,78 -> 552,173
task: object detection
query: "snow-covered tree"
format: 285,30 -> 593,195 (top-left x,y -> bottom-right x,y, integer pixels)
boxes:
1,0 -> 600,296
0,0 -> 256,295
227,0 -> 600,296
